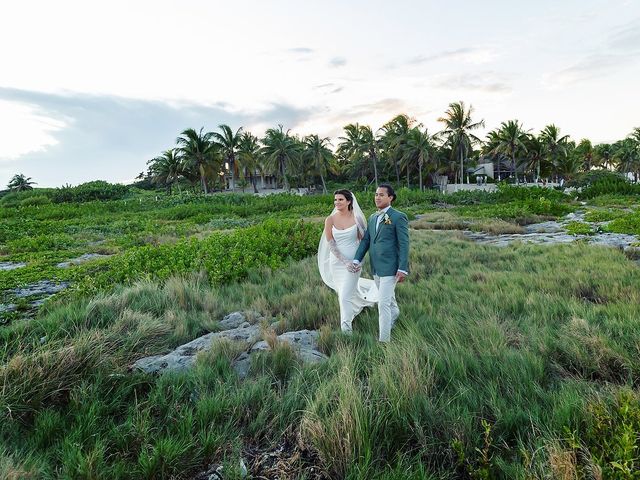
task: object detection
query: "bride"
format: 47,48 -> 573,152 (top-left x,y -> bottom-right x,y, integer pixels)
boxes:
318,190 -> 378,333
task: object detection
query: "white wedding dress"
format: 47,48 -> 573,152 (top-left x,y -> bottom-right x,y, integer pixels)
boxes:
318,195 -> 378,333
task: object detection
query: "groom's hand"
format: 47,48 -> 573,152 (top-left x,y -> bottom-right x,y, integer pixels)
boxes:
395,271 -> 407,283
349,260 -> 361,273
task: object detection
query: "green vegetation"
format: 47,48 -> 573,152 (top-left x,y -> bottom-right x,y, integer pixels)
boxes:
566,221 -> 596,236
1,173 -> 639,478
1,229 -> 639,478
126,107 -> 640,195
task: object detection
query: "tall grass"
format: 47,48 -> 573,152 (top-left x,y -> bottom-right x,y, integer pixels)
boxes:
1,230 -> 639,478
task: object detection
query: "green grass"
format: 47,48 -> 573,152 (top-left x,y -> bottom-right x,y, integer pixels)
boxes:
2,229 -> 639,478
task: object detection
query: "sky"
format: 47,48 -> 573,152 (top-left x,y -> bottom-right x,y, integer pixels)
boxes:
0,0 -> 639,187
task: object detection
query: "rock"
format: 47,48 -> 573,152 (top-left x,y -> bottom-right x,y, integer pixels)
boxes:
10,280 -> 70,298
133,323 -> 261,374
0,304 -> 17,314
219,311 -> 261,330
56,253 -> 112,268
466,212 -> 639,254
231,352 -> 252,379
237,329 -> 328,377
0,262 -> 26,271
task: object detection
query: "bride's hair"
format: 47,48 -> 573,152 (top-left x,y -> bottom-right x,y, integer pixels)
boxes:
334,189 -> 354,211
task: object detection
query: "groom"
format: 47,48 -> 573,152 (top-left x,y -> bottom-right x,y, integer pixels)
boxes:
353,184 -> 410,342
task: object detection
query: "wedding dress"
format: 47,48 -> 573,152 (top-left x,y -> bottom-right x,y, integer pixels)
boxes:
318,194 -> 378,332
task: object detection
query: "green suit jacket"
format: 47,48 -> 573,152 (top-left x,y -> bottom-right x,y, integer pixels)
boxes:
354,206 -> 410,277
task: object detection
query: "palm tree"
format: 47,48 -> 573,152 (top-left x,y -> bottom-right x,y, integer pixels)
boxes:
437,101 -> 485,185
213,124 -> 243,191
237,132 -> 262,193
359,126 -> 380,185
401,127 -> 435,190
176,127 -> 219,194
7,174 -> 36,191
574,139 -> 594,172
594,143 -> 613,170
303,135 -> 334,193
147,149 -> 184,194
613,138 -> 640,182
539,124 -> 570,182
261,125 -> 302,191
337,124 -> 380,185
380,114 -> 415,184
523,134 -> 545,182
490,120 -> 529,183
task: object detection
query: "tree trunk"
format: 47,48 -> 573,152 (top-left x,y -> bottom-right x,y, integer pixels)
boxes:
459,149 -> 464,185
512,153 -> 517,183
199,165 -> 208,194
395,159 -> 400,184
230,155 -> 236,191
320,174 -> 327,194
419,161 -> 423,191
281,158 -> 289,190
372,150 -> 379,186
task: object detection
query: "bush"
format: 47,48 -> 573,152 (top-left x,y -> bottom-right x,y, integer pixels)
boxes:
573,172 -> 640,199
0,189 -> 56,207
75,219 -> 321,294
19,195 -> 52,207
52,181 -> 130,203
567,170 -> 627,188
495,183 -> 568,202
566,221 -> 595,236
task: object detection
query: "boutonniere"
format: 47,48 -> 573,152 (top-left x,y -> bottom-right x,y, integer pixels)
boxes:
383,213 -> 392,225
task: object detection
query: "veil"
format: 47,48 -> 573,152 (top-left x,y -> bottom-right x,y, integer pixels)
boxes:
317,192 -> 379,305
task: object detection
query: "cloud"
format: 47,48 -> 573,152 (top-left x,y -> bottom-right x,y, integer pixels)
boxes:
544,18 -> 640,86
329,56 -> 347,67
313,83 -> 344,94
0,88 -> 312,187
406,47 -> 497,66
338,98 -> 409,120
546,53 -> 633,86
431,74 -> 511,93
287,47 -> 314,54
608,18 -> 640,52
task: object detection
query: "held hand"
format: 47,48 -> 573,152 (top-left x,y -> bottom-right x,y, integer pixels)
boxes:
395,271 -> 407,283
347,263 -> 361,273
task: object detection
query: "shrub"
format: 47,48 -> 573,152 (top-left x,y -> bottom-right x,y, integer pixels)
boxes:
52,181 -> 130,203
19,195 -> 52,207
566,221 -> 595,236
567,170 -> 627,188
75,219 -> 320,295
0,189 -> 56,207
604,211 -> 640,235
575,172 -> 640,199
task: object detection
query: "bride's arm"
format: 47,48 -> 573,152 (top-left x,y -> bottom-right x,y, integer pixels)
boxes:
324,216 -> 335,242
324,216 -> 354,268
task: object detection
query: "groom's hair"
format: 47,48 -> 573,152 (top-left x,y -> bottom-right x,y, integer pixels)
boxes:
334,189 -> 354,211
378,183 -> 396,202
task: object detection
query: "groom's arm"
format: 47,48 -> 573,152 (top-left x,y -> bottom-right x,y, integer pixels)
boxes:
396,212 -> 410,275
353,220 -> 371,262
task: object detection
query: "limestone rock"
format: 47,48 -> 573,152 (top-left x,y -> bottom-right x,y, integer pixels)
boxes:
56,253 -> 112,268
133,323 -> 261,374
219,311 -> 261,330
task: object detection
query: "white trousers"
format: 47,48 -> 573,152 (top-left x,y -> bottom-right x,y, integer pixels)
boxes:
374,275 -> 399,342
